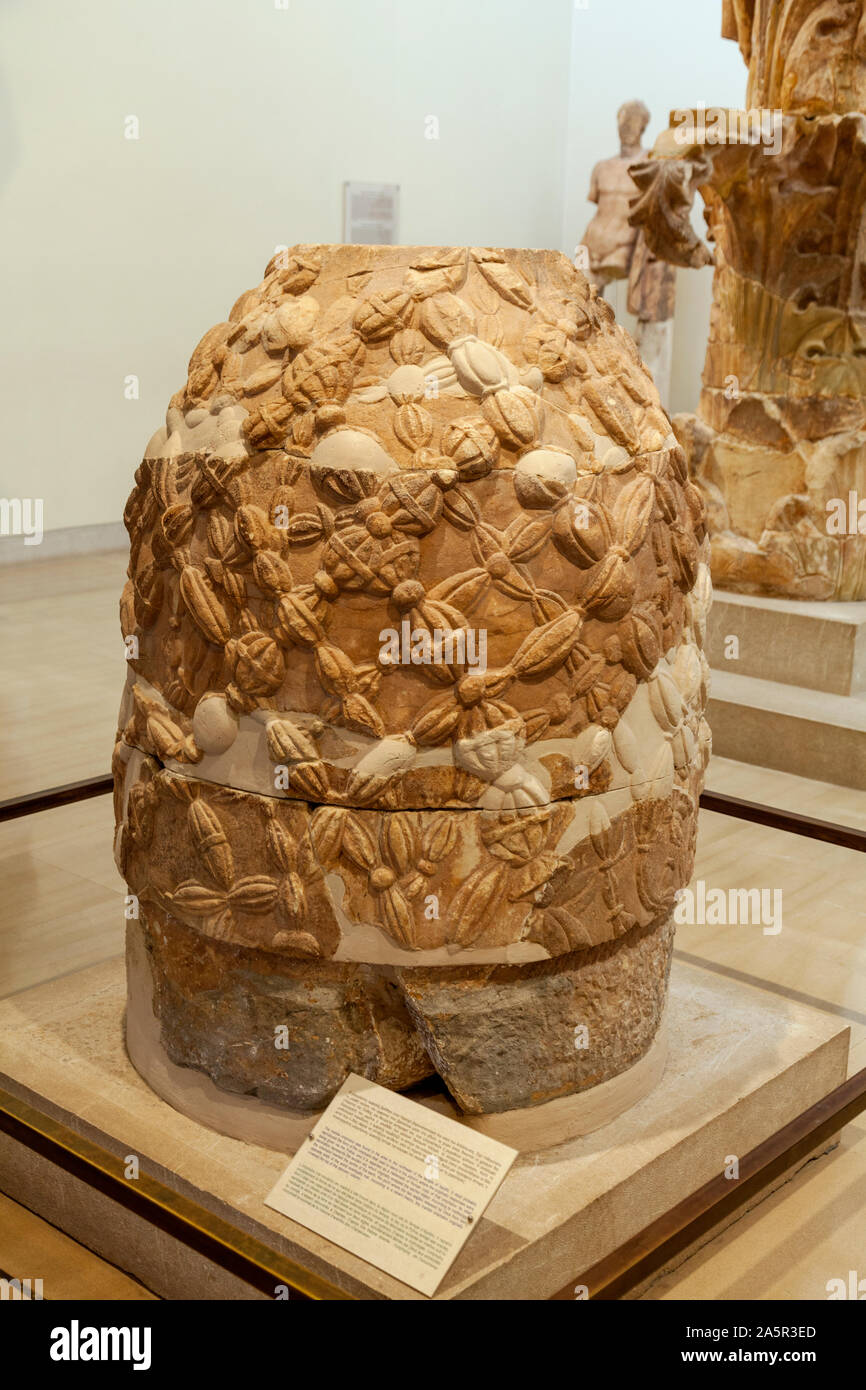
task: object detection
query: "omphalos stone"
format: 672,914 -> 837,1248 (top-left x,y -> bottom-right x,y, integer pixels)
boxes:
116,243 -> 710,1124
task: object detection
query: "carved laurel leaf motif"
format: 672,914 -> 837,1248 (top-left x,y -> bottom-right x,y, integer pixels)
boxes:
273,928 -> 321,958
510,610 -> 583,678
311,465 -> 380,504
410,698 -> 461,745
393,403 -> 434,451
145,711 -> 188,761
440,487 -> 480,532
422,817 -> 458,862
472,255 -> 534,309
452,864 -> 509,945
530,902 -> 597,953
126,784 -> 155,848
411,247 -> 467,272
188,801 -> 234,889
266,718 -> 319,765
155,768 -> 197,803
507,852 -> 564,901
206,511 -> 232,557
158,503 -> 195,554
310,806 -> 347,862
235,504 -> 275,553
418,292 -> 475,347
341,813 -> 377,869
131,561 -> 163,629
179,566 -> 231,645
243,364 -> 282,396
614,476 -> 656,556
580,379 -> 640,451
315,643 -> 356,696
265,816 -> 296,872
253,550 -> 294,596
481,388 -> 540,449
289,762 -> 331,801
171,881 -> 226,915
405,248 -> 468,299
342,692 -> 386,739
528,588 -> 570,624
381,887 -> 415,946
427,568 -> 488,612
285,510 -> 327,544
381,813 -> 417,875
275,591 -> 326,647
296,828 -> 322,881
343,770 -> 389,805
504,514 -> 551,562
229,877 -> 280,912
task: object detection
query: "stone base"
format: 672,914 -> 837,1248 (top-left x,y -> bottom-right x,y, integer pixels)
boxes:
706,590 -> 866,786
0,954 -> 849,1300
128,908 -> 675,1123
127,915 -> 669,1151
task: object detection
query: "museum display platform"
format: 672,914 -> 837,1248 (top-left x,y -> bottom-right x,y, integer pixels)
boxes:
0,953 -> 848,1301
706,592 -> 866,789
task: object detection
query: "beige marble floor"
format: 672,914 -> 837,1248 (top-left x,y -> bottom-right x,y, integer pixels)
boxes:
0,551 -> 126,801
0,549 -> 864,1299
0,796 -> 125,997
705,755 -> 866,832
653,811 -> 866,1300
0,1193 -> 157,1301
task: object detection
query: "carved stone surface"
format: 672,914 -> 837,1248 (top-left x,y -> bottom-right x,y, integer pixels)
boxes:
631,1 -> 866,599
117,243 -> 710,1116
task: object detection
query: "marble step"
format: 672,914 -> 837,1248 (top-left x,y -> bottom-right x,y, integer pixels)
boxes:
706,591 -> 866,697
708,669 -> 866,791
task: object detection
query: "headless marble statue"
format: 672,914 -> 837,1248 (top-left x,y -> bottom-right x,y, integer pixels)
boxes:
577,101 -> 676,407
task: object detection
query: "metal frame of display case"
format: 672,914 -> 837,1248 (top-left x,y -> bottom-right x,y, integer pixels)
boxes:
0,1086 -> 346,1301
1,776 -> 864,1301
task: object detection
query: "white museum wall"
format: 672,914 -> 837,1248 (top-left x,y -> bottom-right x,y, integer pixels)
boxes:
1,0 -> 746,542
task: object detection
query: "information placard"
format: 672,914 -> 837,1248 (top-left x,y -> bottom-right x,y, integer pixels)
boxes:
342,182 -> 400,244
265,1074 -> 517,1296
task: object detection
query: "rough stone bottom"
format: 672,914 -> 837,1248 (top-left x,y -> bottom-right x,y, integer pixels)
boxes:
132,906 -> 675,1116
